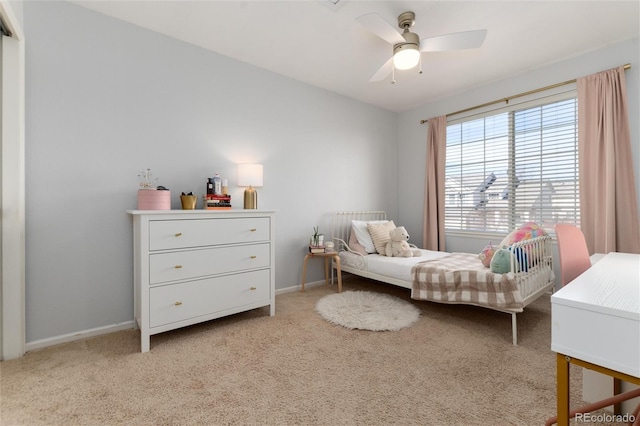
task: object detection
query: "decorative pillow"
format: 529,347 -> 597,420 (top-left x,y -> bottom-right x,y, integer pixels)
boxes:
500,222 -> 548,247
478,243 -> 497,267
348,228 -> 369,256
367,220 -> 396,255
351,220 -> 389,253
490,248 -> 513,274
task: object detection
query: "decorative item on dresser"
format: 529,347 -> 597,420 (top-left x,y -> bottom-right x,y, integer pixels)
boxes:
237,163 -> 263,209
127,209 -> 276,352
136,168 -> 171,210
179,192 -> 198,210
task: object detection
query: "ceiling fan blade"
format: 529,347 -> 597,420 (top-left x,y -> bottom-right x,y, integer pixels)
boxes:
356,12 -> 405,45
369,57 -> 394,82
420,29 -> 487,52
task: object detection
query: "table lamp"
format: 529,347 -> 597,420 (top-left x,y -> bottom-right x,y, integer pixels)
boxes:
237,163 -> 263,209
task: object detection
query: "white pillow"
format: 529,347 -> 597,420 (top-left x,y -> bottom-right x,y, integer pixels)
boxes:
351,220 -> 389,254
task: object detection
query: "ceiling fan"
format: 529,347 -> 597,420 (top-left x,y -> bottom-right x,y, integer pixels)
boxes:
357,11 -> 487,83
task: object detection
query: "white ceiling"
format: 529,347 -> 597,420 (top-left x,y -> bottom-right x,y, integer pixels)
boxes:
72,1 -> 639,112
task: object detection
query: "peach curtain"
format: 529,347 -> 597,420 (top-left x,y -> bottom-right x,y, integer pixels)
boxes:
577,66 -> 640,254
423,115 -> 447,251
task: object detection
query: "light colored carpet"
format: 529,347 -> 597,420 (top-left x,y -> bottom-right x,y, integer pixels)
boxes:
315,290 -> 420,331
0,277 -> 611,425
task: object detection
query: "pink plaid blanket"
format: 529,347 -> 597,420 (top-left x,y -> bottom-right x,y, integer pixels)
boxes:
411,252 -> 524,312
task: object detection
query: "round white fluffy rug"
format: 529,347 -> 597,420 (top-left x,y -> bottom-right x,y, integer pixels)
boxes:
315,291 -> 420,331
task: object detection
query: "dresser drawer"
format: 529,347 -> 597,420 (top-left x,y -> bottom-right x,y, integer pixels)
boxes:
149,269 -> 270,328
149,243 -> 270,284
149,217 -> 270,251
149,243 -> 271,285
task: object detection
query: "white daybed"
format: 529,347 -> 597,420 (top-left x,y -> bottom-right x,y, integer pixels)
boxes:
330,211 -> 555,345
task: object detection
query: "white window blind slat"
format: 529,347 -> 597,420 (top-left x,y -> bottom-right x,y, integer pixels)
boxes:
445,95 -> 579,234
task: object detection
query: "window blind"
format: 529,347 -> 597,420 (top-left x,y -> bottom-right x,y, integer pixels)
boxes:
445,94 -> 579,234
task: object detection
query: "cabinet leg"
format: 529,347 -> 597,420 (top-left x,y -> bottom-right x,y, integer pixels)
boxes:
301,254 -> 311,292
614,378 -> 622,414
141,334 -> 150,353
557,353 -> 570,426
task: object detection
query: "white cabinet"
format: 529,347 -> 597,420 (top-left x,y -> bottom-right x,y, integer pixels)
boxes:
127,210 -> 275,352
551,252 -> 640,377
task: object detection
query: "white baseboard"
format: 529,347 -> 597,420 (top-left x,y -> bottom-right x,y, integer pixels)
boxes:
25,321 -> 135,352
275,279 -> 334,295
25,279 -> 338,352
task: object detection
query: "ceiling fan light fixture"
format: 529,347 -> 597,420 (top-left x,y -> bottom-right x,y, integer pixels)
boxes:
358,10 -> 486,82
393,43 -> 420,70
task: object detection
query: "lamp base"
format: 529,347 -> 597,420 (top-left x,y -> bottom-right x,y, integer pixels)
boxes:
244,186 -> 258,209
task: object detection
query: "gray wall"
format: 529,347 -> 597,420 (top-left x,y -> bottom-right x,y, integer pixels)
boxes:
4,0 -> 22,27
397,37 -> 640,254
23,1 -> 640,345
23,1 -> 398,343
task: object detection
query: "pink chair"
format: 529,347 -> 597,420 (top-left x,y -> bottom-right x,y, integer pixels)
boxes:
555,224 -> 592,286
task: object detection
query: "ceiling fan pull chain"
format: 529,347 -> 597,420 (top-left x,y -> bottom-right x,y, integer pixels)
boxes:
419,55 -> 423,75
391,66 -> 396,84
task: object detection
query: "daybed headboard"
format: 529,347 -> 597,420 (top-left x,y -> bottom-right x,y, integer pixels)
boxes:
331,211 -> 386,252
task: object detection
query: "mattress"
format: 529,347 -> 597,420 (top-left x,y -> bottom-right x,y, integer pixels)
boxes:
339,248 -> 553,307
339,249 -> 449,283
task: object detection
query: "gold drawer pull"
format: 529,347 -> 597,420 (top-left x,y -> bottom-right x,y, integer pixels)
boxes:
250,287 -> 257,291
174,232 -> 183,237
174,301 -> 182,306
174,265 -> 183,269
250,228 -> 257,232
250,256 -> 257,259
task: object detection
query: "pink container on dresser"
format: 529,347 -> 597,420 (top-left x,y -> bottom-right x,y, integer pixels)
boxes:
137,189 -> 171,210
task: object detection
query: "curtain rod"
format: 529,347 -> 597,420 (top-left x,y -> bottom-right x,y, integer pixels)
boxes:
419,63 -> 631,124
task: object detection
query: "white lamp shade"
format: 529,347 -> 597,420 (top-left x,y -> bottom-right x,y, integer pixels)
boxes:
393,46 -> 420,70
237,164 -> 263,187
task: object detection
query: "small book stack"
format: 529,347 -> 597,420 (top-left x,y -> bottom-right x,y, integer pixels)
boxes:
309,245 -> 326,254
205,195 -> 232,210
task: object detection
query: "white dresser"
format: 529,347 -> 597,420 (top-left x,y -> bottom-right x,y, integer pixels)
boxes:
127,209 -> 275,352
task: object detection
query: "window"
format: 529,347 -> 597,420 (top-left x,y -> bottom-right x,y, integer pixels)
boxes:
445,93 -> 579,234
